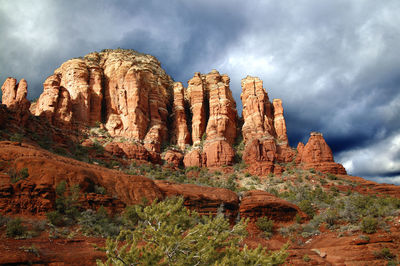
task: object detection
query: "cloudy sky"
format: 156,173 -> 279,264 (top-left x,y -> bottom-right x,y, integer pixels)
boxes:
1,0 -> 399,184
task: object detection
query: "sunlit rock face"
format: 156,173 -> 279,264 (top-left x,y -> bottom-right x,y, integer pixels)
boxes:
297,132 -> 347,175
240,76 -> 295,175
35,49 -> 173,153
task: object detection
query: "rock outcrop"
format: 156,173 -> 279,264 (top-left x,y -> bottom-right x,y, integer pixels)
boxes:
155,180 -> 239,220
272,99 -> 289,145
35,74 -> 73,127
16,49 -> 345,175
183,149 -> 202,168
104,142 -> 150,161
0,141 -> 164,214
297,132 -> 347,174
240,190 -> 307,223
163,149 -> 184,168
240,76 -> 295,175
171,82 -> 191,150
183,70 -> 238,167
1,77 -> 31,124
35,50 -> 173,153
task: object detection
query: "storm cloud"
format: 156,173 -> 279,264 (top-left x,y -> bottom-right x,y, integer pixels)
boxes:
1,0 -> 399,183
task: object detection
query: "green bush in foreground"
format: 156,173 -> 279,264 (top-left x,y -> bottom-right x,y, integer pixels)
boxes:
97,197 -> 288,265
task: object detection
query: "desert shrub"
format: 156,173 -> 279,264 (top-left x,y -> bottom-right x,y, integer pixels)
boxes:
48,226 -> 71,239
256,217 -> 274,233
360,216 -> 378,234
0,213 -> 9,227
323,209 -> 339,227
9,167 -> 29,183
92,139 -> 104,154
268,187 -> 279,197
94,185 -> 107,195
6,218 -> 27,238
374,247 -> 396,260
299,200 -> 315,218
303,254 -> 311,262
46,211 -> 65,226
47,181 -> 80,226
97,197 -> 288,265
278,227 -> 290,237
327,173 -> 338,180
301,222 -> 321,238
214,170 -> 222,176
225,175 -> 238,192
78,207 -> 121,237
10,133 -> 24,142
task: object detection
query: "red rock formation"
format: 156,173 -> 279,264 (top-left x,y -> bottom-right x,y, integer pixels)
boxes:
204,70 -> 237,144
1,77 -> 31,124
183,149 -> 202,168
297,132 -> 347,174
241,76 -> 275,142
240,190 -> 306,222
184,70 -> 238,167
171,82 -> 191,149
0,141 -> 163,214
240,76 -> 295,174
35,50 -> 173,153
163,149 -> 184,168
35,74 -> 73,127
273,99 -> 288,145
186,72 -> 207,145
104,142 -> 150,161
202,140 -> 235,167
155,180 -> 239,220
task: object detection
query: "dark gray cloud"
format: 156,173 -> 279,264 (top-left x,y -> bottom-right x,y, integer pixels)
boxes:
1,0 -> 400,183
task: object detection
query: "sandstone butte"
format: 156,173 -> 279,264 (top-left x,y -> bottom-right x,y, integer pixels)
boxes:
3,49 -> 400,265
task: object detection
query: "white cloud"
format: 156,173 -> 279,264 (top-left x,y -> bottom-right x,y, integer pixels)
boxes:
337,131 -> 400,180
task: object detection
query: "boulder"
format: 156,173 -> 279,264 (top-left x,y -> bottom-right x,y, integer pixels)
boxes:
154,180 -> 239,220
104,142 -> 150,161
163,149 -> 184,168
183,149 -> 202,168
202,140 -> 235,167
239,190 -> 307,222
